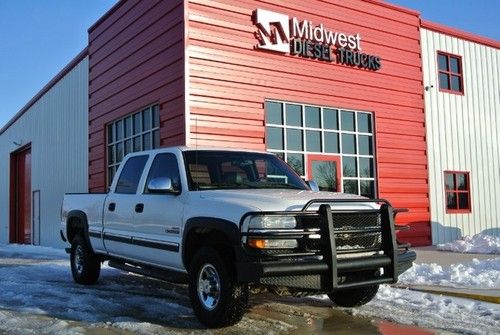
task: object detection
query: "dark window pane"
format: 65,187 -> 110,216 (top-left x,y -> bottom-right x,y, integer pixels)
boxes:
306,131 -> 321,152
324,132 -> 339,153
286,104 -> 302,126
323,108 -> 338,130
458,193 -> 469,210
446,192 -> 457,209
116,120 -> 124,141
124,116 -> 132,138
266,101 -> 283,125
124,139 -> 132,156
439,73 -> 450,90
287,153 -> 304,175
152,105 -> 160,128
359,157 -> 374,178
153,129 -> 160,148
450,57 -> 460,73
457,174 -> 468,190
342,134 -> 356,154
359,135 -> 373,155
451,75 -> 462,92
116,142 -> 124,162
107,124 -> 114,144
287,129 -> 303,151
143,133 -> 152,150
357,113 -> 372,133
343,180 -> 358,195
360,180 -> 375,198
108,145 -> 114,165
341,111 -> 355,131
438,54 -> 448,71
143,108 -> 152,131
266,127 -> 283,150
108,167 -> 115,187
133,136 -> 141,152
343,156 -> 357,177
115,155 -> 148,194
305,106 -> 320,128
445,173 -> 455,190
311,161 -> 338,192
133,113 -> 141,134
145,153 -> 181,193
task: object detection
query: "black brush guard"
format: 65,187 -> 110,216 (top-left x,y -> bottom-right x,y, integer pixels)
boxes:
236,199 -> 416,291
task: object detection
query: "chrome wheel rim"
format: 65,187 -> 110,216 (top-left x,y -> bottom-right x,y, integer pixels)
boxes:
197,263 -> 221,311
74,245 -> 84,275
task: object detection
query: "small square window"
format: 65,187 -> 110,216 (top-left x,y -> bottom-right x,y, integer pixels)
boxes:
444,171 -> 471,213
305,106 -> 321,128
437,52 -> 463,94
265,102 -> 283,125
286,104 -> 302,126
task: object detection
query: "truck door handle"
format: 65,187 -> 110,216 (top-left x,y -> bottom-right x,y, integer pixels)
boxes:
108,203 -> 116,211
135,203 -> 144,213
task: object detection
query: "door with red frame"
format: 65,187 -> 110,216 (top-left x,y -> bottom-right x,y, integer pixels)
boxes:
307,155 -> 341,192
10,146 -> 32,244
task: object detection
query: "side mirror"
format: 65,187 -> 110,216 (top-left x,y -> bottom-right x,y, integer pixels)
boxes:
307,180 -> 320,192
147,177 -> 180,194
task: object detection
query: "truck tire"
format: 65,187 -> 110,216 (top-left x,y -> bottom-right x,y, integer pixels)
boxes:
70,235 -> 101,285
328,285 -> 379,307
188,246 -> 248,328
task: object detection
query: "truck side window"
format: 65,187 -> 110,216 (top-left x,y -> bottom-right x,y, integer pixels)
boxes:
115,155 -> 148,194
145,153 -> 181,193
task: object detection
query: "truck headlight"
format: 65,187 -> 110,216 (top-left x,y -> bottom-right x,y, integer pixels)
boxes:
247,216 -> 297,229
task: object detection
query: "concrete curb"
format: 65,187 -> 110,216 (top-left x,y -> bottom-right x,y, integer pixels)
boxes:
393,285 -> 500,304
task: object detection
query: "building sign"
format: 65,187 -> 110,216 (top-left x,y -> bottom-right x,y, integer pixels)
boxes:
253,8 -> 382,71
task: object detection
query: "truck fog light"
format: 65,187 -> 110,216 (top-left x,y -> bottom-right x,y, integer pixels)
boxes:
248,239 -> 298,249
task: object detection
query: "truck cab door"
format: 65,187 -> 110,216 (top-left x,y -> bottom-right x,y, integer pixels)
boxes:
102,155 -> 149,259
129,153 -> 184,269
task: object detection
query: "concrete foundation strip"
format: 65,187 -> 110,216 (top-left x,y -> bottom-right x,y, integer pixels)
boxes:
392,285 -> 500,304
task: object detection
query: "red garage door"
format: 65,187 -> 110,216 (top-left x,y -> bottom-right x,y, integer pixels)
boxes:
10,145 -> 32,244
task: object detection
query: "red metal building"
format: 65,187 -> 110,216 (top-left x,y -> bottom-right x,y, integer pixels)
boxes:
88,0 -> 430,246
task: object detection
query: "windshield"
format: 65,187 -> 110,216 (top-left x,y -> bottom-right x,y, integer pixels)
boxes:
183,151 -> 309,191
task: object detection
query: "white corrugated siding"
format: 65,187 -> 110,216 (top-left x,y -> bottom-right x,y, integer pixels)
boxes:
421,28 -> 500,244
0,57 -> 88,248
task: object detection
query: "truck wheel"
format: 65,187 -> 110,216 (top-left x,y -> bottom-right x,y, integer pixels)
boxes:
70,235 -> 100,285
188,246 -> 248,328
328,285 -> 379,307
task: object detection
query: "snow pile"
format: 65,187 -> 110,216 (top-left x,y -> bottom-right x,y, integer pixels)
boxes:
437,234 -> 500,254
0,243 -> 67,259
353,286 -> 500,335
399,258 -> 500,289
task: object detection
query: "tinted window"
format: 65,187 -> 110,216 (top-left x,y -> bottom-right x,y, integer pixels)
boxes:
115,156 -> 148,194
145,153 -> 181,193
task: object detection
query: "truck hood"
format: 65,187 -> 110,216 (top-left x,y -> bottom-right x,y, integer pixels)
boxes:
196,189 -> 376,212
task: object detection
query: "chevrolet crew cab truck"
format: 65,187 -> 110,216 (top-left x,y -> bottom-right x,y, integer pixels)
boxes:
61,147 -> 416,328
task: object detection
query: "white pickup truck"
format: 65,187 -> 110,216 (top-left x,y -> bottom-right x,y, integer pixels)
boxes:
61,147 -> 415,327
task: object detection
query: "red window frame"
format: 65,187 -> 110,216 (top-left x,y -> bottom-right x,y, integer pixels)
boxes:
444,171 -> 471,213
437,51 -> 464,95
307,154 -> 342,192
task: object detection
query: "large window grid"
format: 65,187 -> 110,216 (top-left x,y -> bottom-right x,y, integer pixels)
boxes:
107,105 -> 160,185
265,100 -> 376,198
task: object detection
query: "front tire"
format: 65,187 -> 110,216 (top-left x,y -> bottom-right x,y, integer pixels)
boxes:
328,285 -> 379,307
70,235 -> 101,285
188,246 -> 248,328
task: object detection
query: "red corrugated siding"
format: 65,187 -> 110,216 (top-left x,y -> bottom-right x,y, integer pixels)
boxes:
186,0 -> 430,245
88,0 -> 186,192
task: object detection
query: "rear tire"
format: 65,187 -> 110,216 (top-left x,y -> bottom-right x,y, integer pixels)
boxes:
188,246 -> 248,328
70,235 -> 101,285
328,285 -> 379,307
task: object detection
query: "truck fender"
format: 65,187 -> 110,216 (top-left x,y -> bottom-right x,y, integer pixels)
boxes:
66,210 -> 93,252
182,217 -> 241,268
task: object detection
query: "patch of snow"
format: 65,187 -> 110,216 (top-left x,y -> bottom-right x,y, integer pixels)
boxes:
437,234 -> 500,254
399,258 -> 500,289
0,243 -> 66,259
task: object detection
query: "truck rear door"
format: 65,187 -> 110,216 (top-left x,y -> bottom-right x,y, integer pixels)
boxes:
102,154 -> 149,258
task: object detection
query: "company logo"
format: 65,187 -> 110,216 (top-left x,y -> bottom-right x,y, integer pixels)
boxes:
252,8 -> 382,71
253,8 -> 290,53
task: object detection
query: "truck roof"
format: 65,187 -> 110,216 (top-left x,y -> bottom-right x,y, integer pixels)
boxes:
125,146 -> 275,157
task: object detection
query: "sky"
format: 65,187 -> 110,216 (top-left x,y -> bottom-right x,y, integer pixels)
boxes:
0,1 -> 499,130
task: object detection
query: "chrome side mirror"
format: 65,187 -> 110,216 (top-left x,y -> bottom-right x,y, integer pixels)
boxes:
147,177 -> 180,194
307,180 -> 320,192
